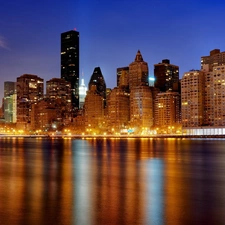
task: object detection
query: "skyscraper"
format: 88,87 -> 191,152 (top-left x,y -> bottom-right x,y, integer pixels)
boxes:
61,30 -> 79,110
154,59 -> 179,92
4,81 -> 16,123
16,74 -> 44,130
88,67 -> 106,108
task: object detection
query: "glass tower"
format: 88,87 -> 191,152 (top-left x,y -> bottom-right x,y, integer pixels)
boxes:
61,30 -> 79,111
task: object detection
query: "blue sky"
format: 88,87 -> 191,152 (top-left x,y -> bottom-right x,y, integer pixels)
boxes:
1,0 -> 225,100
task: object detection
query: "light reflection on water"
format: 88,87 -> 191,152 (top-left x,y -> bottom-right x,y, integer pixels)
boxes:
0,138 -> 225,225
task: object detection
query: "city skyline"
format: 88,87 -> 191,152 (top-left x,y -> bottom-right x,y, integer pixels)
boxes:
1,0 -> 225,101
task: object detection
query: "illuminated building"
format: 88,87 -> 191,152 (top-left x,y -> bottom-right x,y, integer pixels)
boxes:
154,59 -> 179,92
84,85 -> 104,133
61,30 -> 79,110
181,71 -> 204,127
129,50 -> 149,89
129,51 -> 153,130
79,78 -> 87,109
148,76 -> 155,87
117,67 -> 129,87
16,74 -> 44,130
205,66 -> 225,126
130,86 -> 153,129
201,49 -> 225,72
4,81 -> 16,123
154,91 -> 181,128
88,67 -> 106,108
107,87 -> 130,131
30,99 -> 57,131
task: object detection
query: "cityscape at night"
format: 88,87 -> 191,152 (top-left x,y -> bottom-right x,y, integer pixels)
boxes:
1,1 -> 225,225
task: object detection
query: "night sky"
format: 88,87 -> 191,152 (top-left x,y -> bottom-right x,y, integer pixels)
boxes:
1,0 -> 225,100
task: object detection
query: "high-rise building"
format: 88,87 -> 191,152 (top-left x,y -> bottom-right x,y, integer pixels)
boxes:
128,51 -> 153,131
204,66 -> 225,126
88,67 -> 106,107
129,50 -> 149,89
154,59 -> 179,92
16,74 -> 44,130
154,91 -> 181,128
117,67 -> 129,87
107,87 -> 130,132
61,30 -> 79,110
4,81 -> 16,123
181,71 -> 204,127
84,85 -> 104,134
201,49 -> 225,72
79,78 -> 87,109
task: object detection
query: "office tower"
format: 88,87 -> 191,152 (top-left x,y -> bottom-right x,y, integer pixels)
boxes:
181,71 -> 204,127
79,78 -> 87,109
107,87 -> 130,132
201,49 -> 225,72
130,86 -> 153,129
154,92 -> 181,128
61,30 -> 79,110
154,59 -> 179,92
129,50 -> 149,89
128,51 -> 153,131
16,74 -> 44,130
117,67 -> 129,87
204,66 -> 225,126
88,67 -> 106,107
4,81 -> 16,123
84,85 -> 104,134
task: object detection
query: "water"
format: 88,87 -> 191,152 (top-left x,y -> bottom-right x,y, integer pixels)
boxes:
0,137 -> 225,225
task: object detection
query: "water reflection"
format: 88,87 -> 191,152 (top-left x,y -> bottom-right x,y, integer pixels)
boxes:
0,138 -> 225,225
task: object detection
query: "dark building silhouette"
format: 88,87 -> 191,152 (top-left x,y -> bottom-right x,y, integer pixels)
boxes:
154,59 -> 179,92
88,67 -> 106,107
61,30 -> 79,111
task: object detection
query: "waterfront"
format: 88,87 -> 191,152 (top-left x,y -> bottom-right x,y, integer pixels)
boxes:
0,137 -> 225,225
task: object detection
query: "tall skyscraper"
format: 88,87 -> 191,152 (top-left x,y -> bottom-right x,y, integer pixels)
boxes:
79,78 -> 87,109
154,59 -> 179,92
61,30 -> 79,110
88,67 -> 106,107
129,51 -> 153,130
129,50 -> 149,89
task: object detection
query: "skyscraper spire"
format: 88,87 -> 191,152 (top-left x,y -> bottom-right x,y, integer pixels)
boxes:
135,50 -> 143,62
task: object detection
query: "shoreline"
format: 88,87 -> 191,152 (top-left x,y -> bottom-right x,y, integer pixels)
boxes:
1,134 -> 225,139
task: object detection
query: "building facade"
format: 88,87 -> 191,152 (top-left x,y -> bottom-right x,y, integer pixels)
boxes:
79,78 -> 87,109
61,30 -> 79,110
154,59 -> 179,92
16,74 -> 44,130
181,71 -> 204,127
117,67 -> 129,87
4,81 -> 16,123
154,91 -> 181,128
88,67 -> 106,108
201,49 -> 225,72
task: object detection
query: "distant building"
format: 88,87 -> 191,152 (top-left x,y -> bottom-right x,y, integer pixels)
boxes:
181,71 -> 204,127
117,67 -> 129,87
4,81 -> 16,123
128,51 -> 153,131
16,74 -> 44,130
88,67 -> 106,108
107,87 -> 130,132
61,30 -> 79,110
129,50 -> 149,89
154,91 -> 181,128
79,78 -> 87,109
201,49 -> 225,72
154,59 -> 179,92
84,85 -> 104,134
